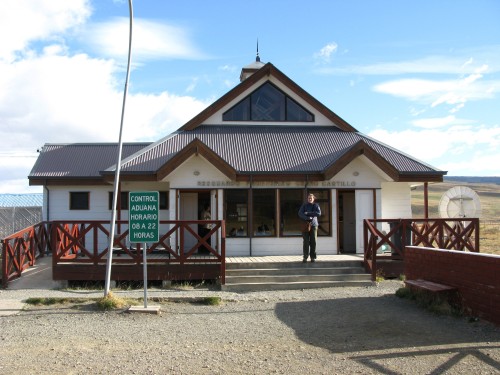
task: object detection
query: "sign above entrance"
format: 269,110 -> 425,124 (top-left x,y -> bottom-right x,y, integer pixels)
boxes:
129,191 -> 159,243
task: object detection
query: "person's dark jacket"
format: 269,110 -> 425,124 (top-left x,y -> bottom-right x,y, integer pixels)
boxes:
298,202 -> 321,227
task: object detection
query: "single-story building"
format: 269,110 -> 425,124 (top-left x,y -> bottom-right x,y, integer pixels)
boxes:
28,55 -> 446,257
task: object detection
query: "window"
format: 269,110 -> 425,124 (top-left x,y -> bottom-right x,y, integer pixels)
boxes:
159,191 -> 169,210
253,189 -> 275,236
225,188 -> 331,238
222,82 -> 314,122
225,190 -> 248,237
307,189 -> 331,236
279,189 -> 303,236
70,192 -> 89,210
108,191 -> 129,210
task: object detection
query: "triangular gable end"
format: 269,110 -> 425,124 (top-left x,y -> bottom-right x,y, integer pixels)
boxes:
180,63 -> 357,132
323,140 -> 400,181
156,139 -> 237,181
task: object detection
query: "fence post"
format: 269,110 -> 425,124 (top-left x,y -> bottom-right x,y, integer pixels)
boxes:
1,240 -> 7,288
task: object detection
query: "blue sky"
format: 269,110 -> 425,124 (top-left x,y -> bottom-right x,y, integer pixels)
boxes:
1,0 -> 499,193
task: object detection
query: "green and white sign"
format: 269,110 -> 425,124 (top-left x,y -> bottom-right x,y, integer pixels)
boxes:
129,191 -> 159,243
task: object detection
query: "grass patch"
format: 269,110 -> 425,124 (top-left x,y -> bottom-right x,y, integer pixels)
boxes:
95,292 -> 128,311
375,269 -> 385,283
24,297 -> 86,306
199,296 -> 222,306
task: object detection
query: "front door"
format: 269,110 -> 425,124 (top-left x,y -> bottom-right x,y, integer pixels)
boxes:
178,191 -> 212,253
339,191 -> 356,253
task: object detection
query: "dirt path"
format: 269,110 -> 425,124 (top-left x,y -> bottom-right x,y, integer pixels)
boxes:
1,282 -> 499,374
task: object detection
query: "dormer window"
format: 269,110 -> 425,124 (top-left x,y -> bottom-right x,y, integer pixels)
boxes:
223,82 -> 314,122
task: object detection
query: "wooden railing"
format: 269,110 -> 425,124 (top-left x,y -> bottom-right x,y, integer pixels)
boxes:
2,220 -> 226,288
1,222 -> 51,288
364,218 -> 480,281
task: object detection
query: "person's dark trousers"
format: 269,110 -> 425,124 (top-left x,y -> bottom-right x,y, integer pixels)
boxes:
302,227 -> 318,260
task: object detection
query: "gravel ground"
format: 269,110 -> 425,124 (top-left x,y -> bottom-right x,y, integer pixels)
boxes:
1,281 -> 499,374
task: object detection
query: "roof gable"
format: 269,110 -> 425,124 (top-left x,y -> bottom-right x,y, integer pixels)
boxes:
180,63 -> 357,132
157,138 -> 236,181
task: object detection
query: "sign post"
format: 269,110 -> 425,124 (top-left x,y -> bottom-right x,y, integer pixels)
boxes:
129,191 -> 159,308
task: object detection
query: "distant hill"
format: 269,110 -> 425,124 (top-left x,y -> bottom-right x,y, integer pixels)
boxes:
445,176 -> 500,185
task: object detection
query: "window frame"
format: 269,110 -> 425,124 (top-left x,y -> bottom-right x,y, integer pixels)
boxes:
69,191 -> 90,210
224,189 -> 249,237
278,189 -> 304,237
222,82 -> 314,122
252,189 -> 277,237
108,191 -> 129,210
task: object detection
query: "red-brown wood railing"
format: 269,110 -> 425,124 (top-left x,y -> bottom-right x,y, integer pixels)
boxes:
364,218 -> 480,281
1,222 -> 51,288
2,220 -> 225,288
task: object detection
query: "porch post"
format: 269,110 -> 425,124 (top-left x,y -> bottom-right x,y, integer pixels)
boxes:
424,182 -> 429,219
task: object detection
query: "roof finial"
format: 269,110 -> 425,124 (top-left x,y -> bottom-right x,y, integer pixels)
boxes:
256,39 -> 260,62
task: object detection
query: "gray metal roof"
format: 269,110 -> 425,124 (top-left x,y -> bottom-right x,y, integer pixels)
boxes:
0,194 -> 43,207
29,127 -> 444,182
118,125 -> 442,175
29,143 -> 151,179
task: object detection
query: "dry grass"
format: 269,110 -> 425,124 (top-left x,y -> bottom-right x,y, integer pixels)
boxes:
411,180 -> 500,255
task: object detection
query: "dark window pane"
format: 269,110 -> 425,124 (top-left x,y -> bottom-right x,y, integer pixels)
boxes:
251,83 -> 285,121
253,189 -> 275,236
222,97 -> 250,121
159,191 -> 169,210
280,189 -> 303,236
286,97 -> 314,122
225,190 -> 248,237
108,192 -> 129,210
222,82 -> 313,122
307,189 -> 330,236
70,192 -> 89,210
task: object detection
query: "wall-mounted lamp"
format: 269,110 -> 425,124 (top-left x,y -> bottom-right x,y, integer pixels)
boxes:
353,171 -> 359,176
193,171 -> 200,176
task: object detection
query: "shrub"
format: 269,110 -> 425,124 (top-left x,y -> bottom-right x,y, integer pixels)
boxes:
96,292 -> 127,311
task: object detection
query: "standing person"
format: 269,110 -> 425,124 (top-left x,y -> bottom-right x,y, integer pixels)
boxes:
298,193 -> 321,263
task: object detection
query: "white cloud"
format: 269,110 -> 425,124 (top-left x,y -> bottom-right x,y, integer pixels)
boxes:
0,0 -> 91,62
373,71 -> 500,113
411,115 -> 474,129
0,0 -> 210,193
315,48 -> 500,75
368,124 -> 500,175
314,42 -> 338,63
83,17 -> 205,61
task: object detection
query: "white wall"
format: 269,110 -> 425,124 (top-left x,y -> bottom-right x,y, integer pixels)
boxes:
380,182 -> 412,219
380,182 -> 412,234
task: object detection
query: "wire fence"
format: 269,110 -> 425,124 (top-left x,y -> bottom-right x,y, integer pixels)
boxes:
479,221 -> 500,255
0,207 -> 42,239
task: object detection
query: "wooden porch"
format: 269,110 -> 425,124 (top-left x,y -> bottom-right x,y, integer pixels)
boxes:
2,220 -> 226,288
2,218 -> 480,288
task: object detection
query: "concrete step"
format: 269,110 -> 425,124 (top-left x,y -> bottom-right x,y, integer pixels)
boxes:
226,260 -> 363,269
225,273 -> 371,284
221,279 -> 373,292
222,260 -> 372,291
226,266 -> 366,276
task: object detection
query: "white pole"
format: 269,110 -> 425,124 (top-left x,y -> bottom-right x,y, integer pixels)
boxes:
143,242 -> 148,308
104,0 -> 133,297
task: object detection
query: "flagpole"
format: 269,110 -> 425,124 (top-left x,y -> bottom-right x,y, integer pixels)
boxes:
104,0 -> 133,297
